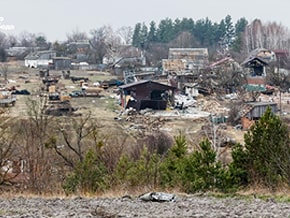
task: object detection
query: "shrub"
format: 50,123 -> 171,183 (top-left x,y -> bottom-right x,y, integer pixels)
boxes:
62,149 -> 108,194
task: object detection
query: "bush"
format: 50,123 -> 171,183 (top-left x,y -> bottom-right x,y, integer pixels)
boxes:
114,146 -> 161,188
62,149 -> 108,194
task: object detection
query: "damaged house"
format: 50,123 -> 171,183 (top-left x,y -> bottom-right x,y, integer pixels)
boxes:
164,48 -> 209,93
237,102 -> 278,130
162,48 -> 209,74
241,48 -> 276,91
119,80 -> 176,111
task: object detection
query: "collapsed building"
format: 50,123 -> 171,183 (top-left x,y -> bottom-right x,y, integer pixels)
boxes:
241,48 -> 276,92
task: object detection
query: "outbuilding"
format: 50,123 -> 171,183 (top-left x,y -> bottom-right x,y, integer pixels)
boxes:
119,80 -> 177,111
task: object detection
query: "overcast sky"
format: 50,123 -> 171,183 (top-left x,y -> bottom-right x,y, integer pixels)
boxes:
1,0 -> 290,42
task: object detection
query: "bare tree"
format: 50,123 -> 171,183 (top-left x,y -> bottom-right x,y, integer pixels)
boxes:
169,31 -> 199,48
0,32 -> 8,48
18,31 -> 36,47
89,25 -> 123,64
243,19 -> 290,52
7,34 -> 18,47
117,26 -> 133,45
12,97 -> 56,193
89,27 -> 107,64
0,116 -> 20,187
49,112 -> 102,169
66,28 -> 88,43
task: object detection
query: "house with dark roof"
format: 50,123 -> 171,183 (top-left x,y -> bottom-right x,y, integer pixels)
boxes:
241,48 -> 276,91
119,80 -> 177,111
241,48 -> 276,77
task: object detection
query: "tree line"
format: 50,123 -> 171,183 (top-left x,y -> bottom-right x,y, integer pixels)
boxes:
1,15 -> 290,66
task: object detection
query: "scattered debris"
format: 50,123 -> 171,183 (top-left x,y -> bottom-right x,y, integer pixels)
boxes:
139,192 -> 177,202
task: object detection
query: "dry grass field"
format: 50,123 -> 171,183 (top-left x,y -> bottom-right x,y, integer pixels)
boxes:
2,63 -> 213,139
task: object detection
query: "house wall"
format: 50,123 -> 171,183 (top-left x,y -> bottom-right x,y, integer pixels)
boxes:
168,48 -> 209,69
53,59 -> 71,70
162,59 -> 186,72
246,104 -> 277,119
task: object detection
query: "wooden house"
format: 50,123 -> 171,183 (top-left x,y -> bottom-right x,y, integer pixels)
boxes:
119,80 -> 177,111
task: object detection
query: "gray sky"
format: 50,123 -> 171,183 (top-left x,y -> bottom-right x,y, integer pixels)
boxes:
1,0 -> 290,42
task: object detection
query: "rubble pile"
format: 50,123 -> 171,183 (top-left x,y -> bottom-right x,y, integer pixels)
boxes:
200,99 -> 229,114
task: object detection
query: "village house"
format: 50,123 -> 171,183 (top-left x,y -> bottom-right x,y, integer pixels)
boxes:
119,80 -> 177,111
241,48 -> 276,89
162,48 -> 209,74
24,50 -> 56,68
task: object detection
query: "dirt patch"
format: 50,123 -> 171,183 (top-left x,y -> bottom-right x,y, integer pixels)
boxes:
0,194 -> 289,217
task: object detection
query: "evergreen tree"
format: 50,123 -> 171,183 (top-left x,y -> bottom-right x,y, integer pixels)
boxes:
132,23 -> 142,47
148,21 -> 157,42
156,18 -> 175,43
159,133 -> 187,187
224,15 -> 235,46
140,23 -> 148,48
243,107 -> 290,189
194,17 -> 215,47
218,15 -> 235,54
235,17 -> 248,34
180,18 -> 195,32
232,17 -> 248,52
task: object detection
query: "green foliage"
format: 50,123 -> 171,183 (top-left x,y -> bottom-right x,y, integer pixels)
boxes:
159,135 -> 235,193
148,21 -> 157,42
182,138 -> 223,192
132,22 -> 148,48
114,146 -> 161,188
227,143 -> 249,187
131,15 -> 249,55
159,133 -> 187,187
242,107 -> 290,189
62,149 -> 107,194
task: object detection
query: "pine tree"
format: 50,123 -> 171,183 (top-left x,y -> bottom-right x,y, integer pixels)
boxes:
243,107 -> 290,189
148,21 -> 157,42
132,23 -> 142,47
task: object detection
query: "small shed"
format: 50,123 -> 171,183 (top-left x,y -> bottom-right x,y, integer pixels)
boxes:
239,102 -> 278,129
119,80 -> 177,111
52,57 -> 71,70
